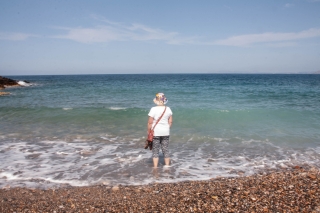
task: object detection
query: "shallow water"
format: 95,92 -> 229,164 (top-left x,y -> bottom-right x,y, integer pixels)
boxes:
0,74 -> 320,188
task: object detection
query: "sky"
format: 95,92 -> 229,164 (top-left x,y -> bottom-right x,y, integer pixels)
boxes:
0,0 -> 320,75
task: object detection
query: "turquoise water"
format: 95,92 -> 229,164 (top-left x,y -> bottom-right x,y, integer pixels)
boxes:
0,74 -> 319,188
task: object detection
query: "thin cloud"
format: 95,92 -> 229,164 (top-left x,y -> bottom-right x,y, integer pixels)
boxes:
0,32 -> 38,41
51,26 -> 126,43
266,42 -> 297,47
212,28 -> 320,46
128,24 -> 180,41
6,16 -> 319,48
51,18 -> 191,44
53,17 -> 320,47
285,3 -> 294,7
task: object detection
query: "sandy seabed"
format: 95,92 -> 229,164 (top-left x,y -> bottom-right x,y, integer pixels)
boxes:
0,166 -> 319,213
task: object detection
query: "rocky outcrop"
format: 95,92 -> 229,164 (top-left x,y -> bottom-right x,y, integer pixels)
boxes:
0,76 -> 32,96
0,76 -> 32,89
0,76 -> 19,89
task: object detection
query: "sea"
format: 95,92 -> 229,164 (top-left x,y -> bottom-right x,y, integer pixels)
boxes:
0,74 -> 319,189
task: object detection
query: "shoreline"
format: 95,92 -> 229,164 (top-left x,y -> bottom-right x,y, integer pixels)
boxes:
1,166 -> 319,212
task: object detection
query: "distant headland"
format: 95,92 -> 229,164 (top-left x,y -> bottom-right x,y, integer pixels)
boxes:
0,76 -> 31,96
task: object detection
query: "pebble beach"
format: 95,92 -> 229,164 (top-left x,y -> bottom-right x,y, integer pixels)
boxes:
1,75 -> 320,212
1,166 -> 319,213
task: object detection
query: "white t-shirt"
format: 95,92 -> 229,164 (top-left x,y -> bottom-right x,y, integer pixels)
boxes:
148,106 -> 172,136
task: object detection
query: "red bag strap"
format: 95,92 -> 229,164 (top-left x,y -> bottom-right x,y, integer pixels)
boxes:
151,106 -> 167,131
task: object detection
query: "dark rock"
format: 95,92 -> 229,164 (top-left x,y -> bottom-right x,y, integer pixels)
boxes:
0,76 -> 19,88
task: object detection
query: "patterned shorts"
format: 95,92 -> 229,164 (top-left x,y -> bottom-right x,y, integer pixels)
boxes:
152,136 -> 170,158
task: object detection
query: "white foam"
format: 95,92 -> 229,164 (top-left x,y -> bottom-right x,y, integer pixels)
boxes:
63,108 -> 73,110
1,172 -> 21,180
56,152 -> 73,155
109,107 -> 126,110
43,177 -> 90,187
0,137 -> 319,189
213,137 -> 229,142
17,81 -> 32,86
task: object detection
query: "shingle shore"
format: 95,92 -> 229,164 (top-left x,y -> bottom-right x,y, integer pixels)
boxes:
0,166 -> 319,212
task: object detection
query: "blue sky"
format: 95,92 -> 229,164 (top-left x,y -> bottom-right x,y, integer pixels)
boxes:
1,0 -> 320,75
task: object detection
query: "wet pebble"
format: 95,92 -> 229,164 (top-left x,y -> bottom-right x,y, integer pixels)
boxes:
0,166 -> 319,212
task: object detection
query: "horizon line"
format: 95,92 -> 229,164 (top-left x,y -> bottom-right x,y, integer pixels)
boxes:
2,72 -> 318,77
